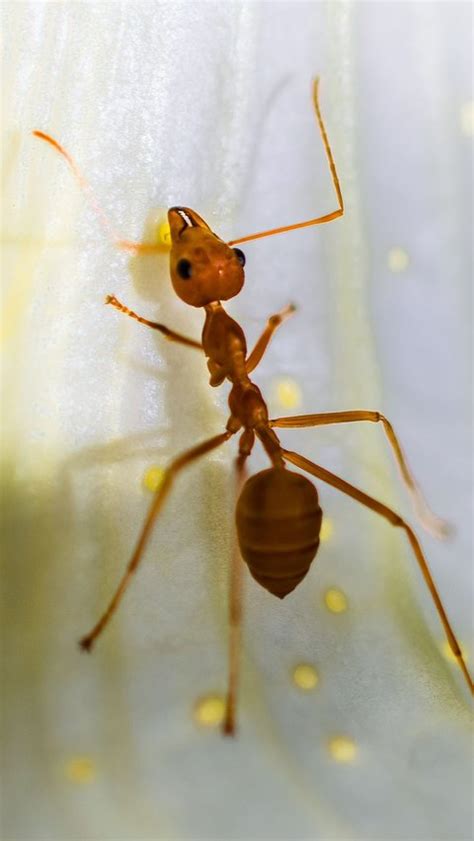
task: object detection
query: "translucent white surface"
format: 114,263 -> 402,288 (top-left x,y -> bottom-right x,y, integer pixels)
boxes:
2,2 -> 472,840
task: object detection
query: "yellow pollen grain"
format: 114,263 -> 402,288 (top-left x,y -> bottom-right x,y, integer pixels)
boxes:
64,756 -> 96,784
324,587 -> 348,613
460,101 -> 474,136
194,694 -> 226,727
275,378 -> 302,409
292,663 -> 319,691
143,465 -> 166,493
328,736 -> 357,763
387,247 -> 409,273
441,639 -> 469,665
158,221 -> 172,248
320,518 -> 334,543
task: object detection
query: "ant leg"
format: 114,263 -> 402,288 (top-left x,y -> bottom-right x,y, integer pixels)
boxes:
106,295 -> 203,350
32,131 -> 166,255
270,411 -> 448,539
79,431 -> 232,651
223,430 -> 255,736
281,448 -> 473,695
245,304 -> 296,374
228,78 -> 344,247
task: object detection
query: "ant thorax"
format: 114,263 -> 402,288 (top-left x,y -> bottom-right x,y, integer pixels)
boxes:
201,302 -> 248,387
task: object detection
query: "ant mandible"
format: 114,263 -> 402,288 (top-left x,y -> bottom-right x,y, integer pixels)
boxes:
33,79 -> 473,736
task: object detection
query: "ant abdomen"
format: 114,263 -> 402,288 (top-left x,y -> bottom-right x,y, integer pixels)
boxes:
236,467 -> 322,598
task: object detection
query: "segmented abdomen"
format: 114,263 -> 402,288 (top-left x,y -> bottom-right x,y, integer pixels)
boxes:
236,467 -> 322,598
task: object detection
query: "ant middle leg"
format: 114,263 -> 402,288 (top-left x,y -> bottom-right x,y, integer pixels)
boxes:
281,447 -> 473,695
270,410 -> 448,539
79,430 -> 232,652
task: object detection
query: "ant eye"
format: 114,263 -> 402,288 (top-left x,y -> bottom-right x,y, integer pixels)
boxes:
177,258 -> 192,280
233,248 -> 246,267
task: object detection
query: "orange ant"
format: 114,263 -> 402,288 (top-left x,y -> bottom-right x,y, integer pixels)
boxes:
33,79 -> 473,736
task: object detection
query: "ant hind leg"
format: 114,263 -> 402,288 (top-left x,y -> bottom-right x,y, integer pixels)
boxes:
281,447 -> 473,695
223,430 -> 255,736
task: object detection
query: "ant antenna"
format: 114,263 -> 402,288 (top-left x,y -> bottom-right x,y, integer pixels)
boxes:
228,78 -> 344,247
32,131 -> 165,255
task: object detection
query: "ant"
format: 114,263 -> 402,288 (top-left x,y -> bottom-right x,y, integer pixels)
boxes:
33,78 -> 473,736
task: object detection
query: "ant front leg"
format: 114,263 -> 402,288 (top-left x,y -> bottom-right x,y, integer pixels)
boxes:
245,303 -> 296,374
281,447 -> 473,695
223,429 -> 255,737
79,431 -> 232,651
106,295 -> 203,350
270,410 -> 448,539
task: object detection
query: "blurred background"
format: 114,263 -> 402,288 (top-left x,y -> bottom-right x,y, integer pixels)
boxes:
1,2 -> 472,839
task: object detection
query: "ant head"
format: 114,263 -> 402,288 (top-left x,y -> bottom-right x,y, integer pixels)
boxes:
168,207 -> 245,307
